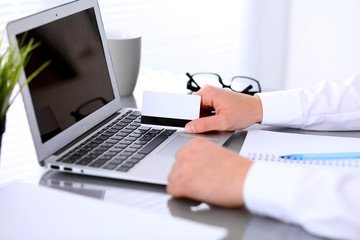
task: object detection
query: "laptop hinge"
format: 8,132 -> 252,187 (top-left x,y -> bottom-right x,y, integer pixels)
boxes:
53,112 -> 121,156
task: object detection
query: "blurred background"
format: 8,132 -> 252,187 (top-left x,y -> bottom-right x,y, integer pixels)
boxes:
2,0 -> 360,91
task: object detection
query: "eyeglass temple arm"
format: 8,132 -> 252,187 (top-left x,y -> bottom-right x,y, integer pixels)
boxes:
186,72 -> 201,91
242,85 -> 253,93
245,78 -> 262,93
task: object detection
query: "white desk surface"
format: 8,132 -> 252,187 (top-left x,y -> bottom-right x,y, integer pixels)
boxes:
1,69 -> 349,240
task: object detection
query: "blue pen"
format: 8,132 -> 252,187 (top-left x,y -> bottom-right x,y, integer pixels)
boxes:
281,152 -> 360,160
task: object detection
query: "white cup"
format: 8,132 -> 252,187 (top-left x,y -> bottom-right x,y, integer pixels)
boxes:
107,31 -> 141,96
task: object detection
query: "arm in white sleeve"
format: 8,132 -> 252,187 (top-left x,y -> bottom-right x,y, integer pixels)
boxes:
243,162 -> 360,239
257,73 -> 360,130
243,74 -> 360,239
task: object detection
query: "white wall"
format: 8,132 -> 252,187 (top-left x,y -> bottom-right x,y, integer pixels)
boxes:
285,0 -> 360,89
247,0 -> 289,90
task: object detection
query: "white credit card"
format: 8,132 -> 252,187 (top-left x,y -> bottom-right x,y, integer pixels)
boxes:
141,91 -> 201,127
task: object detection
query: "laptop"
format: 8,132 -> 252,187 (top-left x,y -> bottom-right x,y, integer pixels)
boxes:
6,0 -> 233,185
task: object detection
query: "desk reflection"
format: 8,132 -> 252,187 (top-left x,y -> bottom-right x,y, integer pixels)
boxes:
39,171 -> 328,240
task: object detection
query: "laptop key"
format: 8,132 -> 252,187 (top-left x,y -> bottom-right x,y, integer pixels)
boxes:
121,119 -> 132,124
125,110 -> 133,114
130,111 -> 141,116
124,148 -> 137,153
98,155 -> 112,161
102,132 -> 114,137
120,140 -> 133,145
116,166 -> 130,172
110,158 -> 125,164
116,122 -> 128,127
106,139 -> 120,144
121,162 -> 135,168
135,129 -> 149,135
132,153 -> 146,160
83,155 -> 97,161
149,129 -> 163,134
126,115 -> 137,120
96,147 -> 108,152
136,140 -> 148,145
130,122 -> 141,127
111,136 -> 124,141
61,158 -> 77,163
92,139 -> 104,144
115,143 -> 129,149
129,144 -> 142,150
97,136 -> 109,141
138,126 -> 151,131
124,136 -> 137,142
107,129 -> 119,133
81,145 -> 94,151
116,132 -> 129,137
103,163 -> 118,170
91,150 -> 104,156
143,134 -> 157,139
113,155 -> 128,161
129,133 -> 142,138
101,143 -> 113,148
111,125 -> 124,130
120,151 -> 133,157
138,133 -> 168,155
121,129 -> 133,134
76,158 -> 93,166
90,160 -> 108,168
86,142 -> 99,148
104,151 -> 118,157
127,158 -> 140,164
162,129 -> 176,136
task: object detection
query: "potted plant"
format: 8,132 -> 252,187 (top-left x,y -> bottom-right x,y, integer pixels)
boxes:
0,32 -> 50,154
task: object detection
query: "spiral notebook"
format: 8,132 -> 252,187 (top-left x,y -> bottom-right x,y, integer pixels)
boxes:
240,130 -> 360,168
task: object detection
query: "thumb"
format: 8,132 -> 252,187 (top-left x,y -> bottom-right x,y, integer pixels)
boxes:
185,115 -> 223,133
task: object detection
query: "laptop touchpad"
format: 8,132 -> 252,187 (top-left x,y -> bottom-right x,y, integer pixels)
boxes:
157,135 -> 219,157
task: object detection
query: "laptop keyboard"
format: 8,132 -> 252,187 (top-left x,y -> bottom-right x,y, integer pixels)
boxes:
57,110 -> 176,172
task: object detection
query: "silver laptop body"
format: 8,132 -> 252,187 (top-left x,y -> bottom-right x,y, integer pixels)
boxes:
6,0 -> 233,185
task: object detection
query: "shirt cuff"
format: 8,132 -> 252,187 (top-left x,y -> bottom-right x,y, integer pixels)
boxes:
256,90 -> 303,128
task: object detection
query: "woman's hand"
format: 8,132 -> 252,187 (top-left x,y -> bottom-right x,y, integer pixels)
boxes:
185,85 -> 263,133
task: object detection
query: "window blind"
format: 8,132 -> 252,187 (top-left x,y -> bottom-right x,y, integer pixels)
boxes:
1,0 -> 253,81
99,0 -> 253,82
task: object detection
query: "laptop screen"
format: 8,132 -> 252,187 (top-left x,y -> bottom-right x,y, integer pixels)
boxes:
17,8 -> 115,143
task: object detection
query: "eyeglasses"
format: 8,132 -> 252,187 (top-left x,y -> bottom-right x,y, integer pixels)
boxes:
186,72 -> 261,95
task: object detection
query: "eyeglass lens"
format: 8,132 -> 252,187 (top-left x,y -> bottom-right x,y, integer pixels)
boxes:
191,73 -> 222,89
231,77 -> 260,93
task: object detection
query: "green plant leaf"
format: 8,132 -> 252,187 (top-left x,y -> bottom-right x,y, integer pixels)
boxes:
0,31 -> 50,120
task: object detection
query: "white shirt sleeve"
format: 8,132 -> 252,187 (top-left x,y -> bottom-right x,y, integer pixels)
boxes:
243,162 -> 360,239
258,73 -> 360,130
243,74 -> 360,239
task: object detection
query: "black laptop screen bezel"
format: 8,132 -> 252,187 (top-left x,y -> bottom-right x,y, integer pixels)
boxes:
6,0 -> 121,163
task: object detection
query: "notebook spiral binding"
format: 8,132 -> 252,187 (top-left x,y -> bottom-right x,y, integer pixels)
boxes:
246,153 -> 360,168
